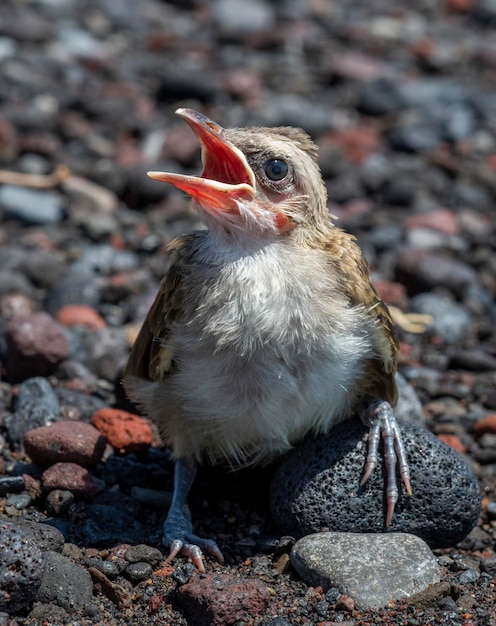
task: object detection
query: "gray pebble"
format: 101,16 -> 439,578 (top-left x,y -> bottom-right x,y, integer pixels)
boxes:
458,568 -> 479,584
123,561 -> 153,583
5,492 -> 31,510
485,500 -> 496,521
0,520 -> 45,615
45,489 -> 75,516
4,377 -> 61,449
212,0 -> 275,36
0,185 -> 64,225
410,293 -> 472,343
35,550 -> 93,613
124,544 -> 163,568
91,559 -> 120,580
291,532 -> 440,610
270,420 -> 480,548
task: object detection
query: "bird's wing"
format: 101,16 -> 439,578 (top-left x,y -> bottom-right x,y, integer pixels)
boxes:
124,233 -> 200,382
325,230 -> 399,405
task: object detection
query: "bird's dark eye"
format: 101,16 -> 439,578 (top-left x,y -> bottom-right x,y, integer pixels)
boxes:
263,158 -> 289,182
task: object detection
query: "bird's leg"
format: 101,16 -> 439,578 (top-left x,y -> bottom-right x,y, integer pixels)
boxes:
358,398 -> 412,526
163,458 -> 224,571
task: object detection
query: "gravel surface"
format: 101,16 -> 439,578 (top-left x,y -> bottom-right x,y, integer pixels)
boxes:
0,0 -> 496,624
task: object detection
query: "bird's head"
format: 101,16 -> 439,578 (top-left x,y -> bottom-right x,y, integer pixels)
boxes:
148,109 -> 329,242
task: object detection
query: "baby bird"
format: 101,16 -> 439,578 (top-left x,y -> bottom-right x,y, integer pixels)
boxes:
124,108 -> 411,570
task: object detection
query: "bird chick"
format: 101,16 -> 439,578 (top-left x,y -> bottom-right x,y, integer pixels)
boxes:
124,108 -> 411,571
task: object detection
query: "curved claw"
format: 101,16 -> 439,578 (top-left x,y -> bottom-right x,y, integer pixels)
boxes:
164,535 -> 224,572
359,400 -> 412,526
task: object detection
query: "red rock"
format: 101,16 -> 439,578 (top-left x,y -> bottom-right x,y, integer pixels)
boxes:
372,280 -> 408,307
336,594 -> 355,612
437,434 -> 466,454
93,408 -> 153,454
404,209 -> 460,236
326,126 -> 383,164
473,414 -> 496,438
24,421 -> 107,468
56,305 -> 106,330
330,52 -> 389,82
42,462 -> 103,500
176,573 -> 271,626
6,311 -> 69,383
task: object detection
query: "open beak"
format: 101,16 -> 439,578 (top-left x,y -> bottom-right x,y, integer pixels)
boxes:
148,109 -> 256,213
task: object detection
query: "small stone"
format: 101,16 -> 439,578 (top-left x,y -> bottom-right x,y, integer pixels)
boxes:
0,185 -> 64,225
42,462 -> 104,500
78,326 -> 129,381
45,489 -> 75,516
0,520 -> 45,615
480,555 -> 496,576
24,420 -> 106,468
6,492 -> 31,509
410,293 -> 472,343
396,250 -> 476,297
56,304 -> 106,330
473,414 -> 496,438
124,544 -> 163,568
93,408 -> 153,454
175,572 -> 271,626
270,420 -> 480,548
123,562 -> 153,583
4,377 -> 61,449
35,551 -> 93,613
212,0 -> 275,36
291,532 -> 440,610
404,208 -> 460,236
5,313 -> 69,383
0,476 -> 25,496
437,434 -> 466,453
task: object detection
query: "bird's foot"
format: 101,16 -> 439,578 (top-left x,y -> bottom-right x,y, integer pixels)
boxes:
359,399 -> 412,526
163,509 -> 224,572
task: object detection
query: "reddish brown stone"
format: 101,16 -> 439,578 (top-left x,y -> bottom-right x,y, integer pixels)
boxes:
6,312 -> 69,383
372,280 -> 408,307
56,305 -> 106,330
175,573 -> 271,626
326,126 -> 383,164
42,462 -> 103,500
93,408 -> 153,454
473,414 -> 496,438
24,421 -> 107,468
404,208 -> 460,236
437,434 -> 467,454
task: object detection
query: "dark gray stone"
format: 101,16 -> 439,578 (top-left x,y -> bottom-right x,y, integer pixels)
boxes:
69,504 -> 148,547
35,551 -> 93,613
123,562 -> 153,583
270,420 -> 480,548
291,532 -> 440,610
124,544 -> 163,568
17,520 -> 65,552
0,520 -> 45,615
4,377 -> 62,449
0,476 -> 25,496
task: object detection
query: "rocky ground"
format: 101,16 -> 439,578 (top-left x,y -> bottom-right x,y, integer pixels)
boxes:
1,0 -> 496,624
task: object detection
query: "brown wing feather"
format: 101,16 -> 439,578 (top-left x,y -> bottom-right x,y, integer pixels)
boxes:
322,229 -> 399,405
124,233 -> 200,383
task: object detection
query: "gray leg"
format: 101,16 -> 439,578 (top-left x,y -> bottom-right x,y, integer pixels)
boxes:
359,399 -> 412,526
163,458 -> 224,571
